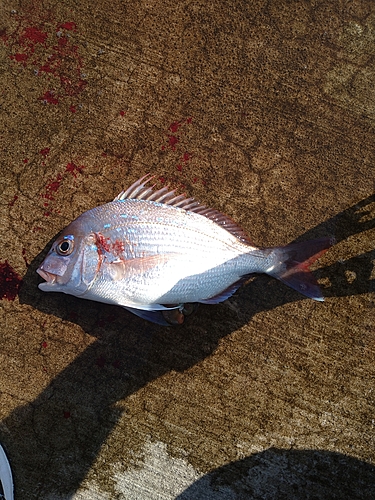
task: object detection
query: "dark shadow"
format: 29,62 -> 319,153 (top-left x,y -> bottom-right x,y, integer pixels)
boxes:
2,194 -> 374,498
176,448 -> 375,500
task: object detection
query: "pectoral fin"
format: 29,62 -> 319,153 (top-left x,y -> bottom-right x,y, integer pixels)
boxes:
108,253 -> 180,281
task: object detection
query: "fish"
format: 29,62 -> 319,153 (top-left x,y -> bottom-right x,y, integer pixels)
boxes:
0,443 -> 14,500
37,174 -> 334,325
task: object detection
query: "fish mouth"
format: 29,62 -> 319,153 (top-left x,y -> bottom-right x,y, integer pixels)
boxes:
37,268 -> 57,284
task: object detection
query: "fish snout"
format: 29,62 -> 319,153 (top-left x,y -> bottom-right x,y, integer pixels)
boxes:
36,266 -> 57,283
37,256 -> 69,284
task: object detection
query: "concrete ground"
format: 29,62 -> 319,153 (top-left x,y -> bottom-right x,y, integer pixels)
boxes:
1,0 -> 375,498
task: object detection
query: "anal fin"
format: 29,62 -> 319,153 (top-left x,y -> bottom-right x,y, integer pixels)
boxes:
199,278 -> 247,304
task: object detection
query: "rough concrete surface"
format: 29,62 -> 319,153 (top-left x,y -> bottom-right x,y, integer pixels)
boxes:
0,0 -> 374,498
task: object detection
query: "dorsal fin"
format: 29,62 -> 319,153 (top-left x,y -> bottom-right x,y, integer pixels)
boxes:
114,174 -> 253,244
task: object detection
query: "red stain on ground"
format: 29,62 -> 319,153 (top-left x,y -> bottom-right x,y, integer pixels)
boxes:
168,135 -> 179,150
0,261 -> 23,301
40,147 -> 50,157
97,312 -> 117,327
162,118 -> 193,152
8,194 -> 18,207
42,173 -> 63,201
58,22 -> 77,31
65,162 -> 84,178
170,121 -> 182,133
12,53 -> 28,62
40,162 -> 85,215
68,311 -> 78,322
22,26 -> 48,44
161,118 -> 202,184
22,248 -> 29,267
119,110 -> 125,116
40,90 -> 59,105
3,9 -> 87,105
69,105 -> 76,113
41,341 -> 48,348
63,410 -> 71,419
159,116 -> 207,188
96,355 -> 106,368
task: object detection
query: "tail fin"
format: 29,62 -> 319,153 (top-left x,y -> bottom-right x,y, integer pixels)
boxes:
267,237 -> 334,301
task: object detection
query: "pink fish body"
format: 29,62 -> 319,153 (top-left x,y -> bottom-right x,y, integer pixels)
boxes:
37,175 -> 333,325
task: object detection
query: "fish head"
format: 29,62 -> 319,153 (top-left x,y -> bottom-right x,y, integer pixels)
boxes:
37,216 -> 100,296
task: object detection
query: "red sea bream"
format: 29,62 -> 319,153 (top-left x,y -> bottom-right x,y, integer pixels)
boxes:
37,175 -> 333,325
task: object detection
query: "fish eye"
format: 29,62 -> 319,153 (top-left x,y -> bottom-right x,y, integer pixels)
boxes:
56,238 -> 74,255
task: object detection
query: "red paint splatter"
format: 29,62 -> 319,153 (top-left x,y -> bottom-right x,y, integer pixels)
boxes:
96,355 -> 106,368
40,90 -> 59,105
69,105 -> 76,113
176,165 -> 182,171
119,110 -> 125,116
159,176 -> 166,184
8,195 -> 18,207
0,261 -> 23,301
23,158 -> 29,163
41,341 -> 48,348
65,162 -> 84,177
182,152 -> 191,162
63,410 -> 71,419
40,147 -> 50,157
22,248 -> 29,267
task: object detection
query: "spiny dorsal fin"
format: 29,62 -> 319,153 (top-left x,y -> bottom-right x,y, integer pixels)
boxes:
114,174 -> 253,244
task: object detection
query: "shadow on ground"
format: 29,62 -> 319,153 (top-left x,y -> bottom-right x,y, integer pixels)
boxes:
177,448 -> 375,500
2,194 -> 374,497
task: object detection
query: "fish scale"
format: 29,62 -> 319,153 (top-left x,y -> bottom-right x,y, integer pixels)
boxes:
37,175 -> 334,325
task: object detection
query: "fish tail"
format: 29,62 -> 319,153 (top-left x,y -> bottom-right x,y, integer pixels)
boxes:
266,237 -> 334,301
